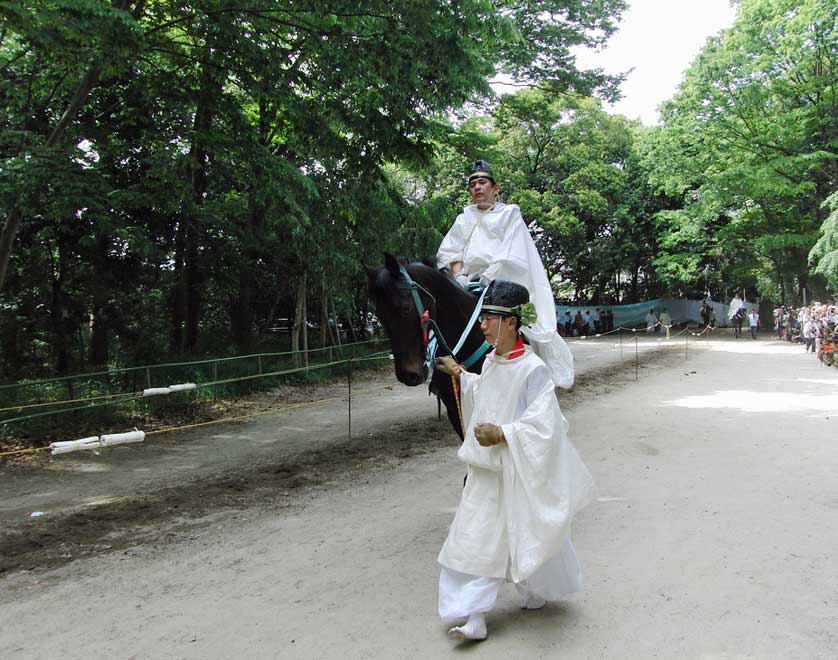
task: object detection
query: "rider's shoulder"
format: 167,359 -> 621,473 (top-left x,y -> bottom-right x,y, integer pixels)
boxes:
498,203 -> 525,223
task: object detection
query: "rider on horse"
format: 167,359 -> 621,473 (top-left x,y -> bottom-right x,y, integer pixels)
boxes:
436,160 -> 574,389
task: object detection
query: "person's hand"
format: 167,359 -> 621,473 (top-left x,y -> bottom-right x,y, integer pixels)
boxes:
474,423 -> 505,446
435,356 -> 462,376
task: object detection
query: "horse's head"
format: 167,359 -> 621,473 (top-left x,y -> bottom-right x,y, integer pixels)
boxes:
365,253 -> 440,387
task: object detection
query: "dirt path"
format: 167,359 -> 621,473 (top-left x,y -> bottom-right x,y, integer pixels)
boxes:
3,334 -> 835,659
0,333 -> 661,527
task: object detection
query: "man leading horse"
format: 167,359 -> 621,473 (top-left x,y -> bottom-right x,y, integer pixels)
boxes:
433,280 -> 593,641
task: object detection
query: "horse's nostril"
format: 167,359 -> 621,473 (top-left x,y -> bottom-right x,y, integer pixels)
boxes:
401,370 -> 423,386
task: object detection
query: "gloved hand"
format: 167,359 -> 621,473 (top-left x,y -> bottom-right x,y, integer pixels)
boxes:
474,423 -> 505,446
455,273 -> 470,288
434,356 -> 462,376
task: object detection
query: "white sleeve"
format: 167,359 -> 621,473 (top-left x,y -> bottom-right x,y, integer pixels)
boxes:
499,364 -> 562,482
481,208 -> 532,283
436,214 -> 467,269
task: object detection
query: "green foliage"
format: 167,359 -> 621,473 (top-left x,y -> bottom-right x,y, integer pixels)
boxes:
1,0 -> 627,377
810,193 -> 838,289
646,0 -> 838,303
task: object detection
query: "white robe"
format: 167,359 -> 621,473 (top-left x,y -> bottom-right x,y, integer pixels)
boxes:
438,347 -> 594,583
436,202 -> 575,388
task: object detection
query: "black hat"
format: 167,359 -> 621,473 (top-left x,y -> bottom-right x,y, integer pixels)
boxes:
481,280 -> 537,326
468,159 -> 495,184
481,280 -> 530,317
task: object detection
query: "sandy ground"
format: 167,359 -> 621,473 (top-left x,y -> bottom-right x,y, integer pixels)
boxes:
1,332 -> 837,659
0,332 -> 656,526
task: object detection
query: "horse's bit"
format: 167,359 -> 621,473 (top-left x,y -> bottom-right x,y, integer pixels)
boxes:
396,266 -> 490,382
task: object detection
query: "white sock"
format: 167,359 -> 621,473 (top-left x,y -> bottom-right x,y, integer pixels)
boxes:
520,593 -> 547,610
448,612 -> 487,640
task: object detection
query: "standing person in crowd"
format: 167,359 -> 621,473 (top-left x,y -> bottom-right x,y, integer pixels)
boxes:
774,306 -> 785,338
646,308 -> 657,334
563,311 -> 573,337
659,308 -> 672,338
803,316 -> 816,353
584,310 -> 595,335
436,160 -> 573,388
748,308 -> 760,339
701,301 -> 711,327
574,310 -> 584,337
593,308 -> 601,334
434,281 -> 593,642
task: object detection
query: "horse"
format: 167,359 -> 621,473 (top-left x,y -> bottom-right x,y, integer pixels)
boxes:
732,308 -> 746,339
365,254 -> 490,439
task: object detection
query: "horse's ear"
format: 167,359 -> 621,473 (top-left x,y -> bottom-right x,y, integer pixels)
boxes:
363,263 -> 378,282
383,253 -> 401,278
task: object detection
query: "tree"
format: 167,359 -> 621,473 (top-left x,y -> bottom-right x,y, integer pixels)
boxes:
810,193 -> 838,290
646,0 -> 838,302
1,0 -> 629,375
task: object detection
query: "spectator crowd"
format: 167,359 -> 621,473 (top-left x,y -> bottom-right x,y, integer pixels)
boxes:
773,303 -> 838,366
559,309 -> 615,337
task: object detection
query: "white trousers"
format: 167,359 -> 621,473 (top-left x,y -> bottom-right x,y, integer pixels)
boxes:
438,536 -> 583,623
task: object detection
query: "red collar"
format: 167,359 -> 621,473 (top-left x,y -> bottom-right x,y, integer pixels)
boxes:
508,337 -> 526,360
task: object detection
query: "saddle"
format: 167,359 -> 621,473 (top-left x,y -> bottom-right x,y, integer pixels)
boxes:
466,282 -> 486,296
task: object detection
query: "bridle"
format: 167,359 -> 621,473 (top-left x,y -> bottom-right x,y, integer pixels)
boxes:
396,265 -> 491,383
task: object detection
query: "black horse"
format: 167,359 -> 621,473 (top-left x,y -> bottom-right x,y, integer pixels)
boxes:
732,307 -> 746,339
365,254 -> 488,439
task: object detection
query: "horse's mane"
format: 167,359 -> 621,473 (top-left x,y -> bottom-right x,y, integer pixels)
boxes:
397,255 -> 453,278
368,255 -> 471,309
404,258 -> 463,290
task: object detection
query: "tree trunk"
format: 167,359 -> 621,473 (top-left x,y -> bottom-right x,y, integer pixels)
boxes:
232,92 -> 272,349
331,300 -> 342,347
231,263 -> 255,350
260,275 -> 285,342
630,266 -> 639,303
88,236 -> 111,367
302,281 -> 308,366
89,308 -> 109,367
320,276 -> 329,347
1,304 -> 20,379
170,218 -> 188,353
231,190 -> 266,350
49,240 -> 71,374
172,49 -> 224,353
346,312 -> 358,343
798,272 -> 809,306
292,273 -> 308,366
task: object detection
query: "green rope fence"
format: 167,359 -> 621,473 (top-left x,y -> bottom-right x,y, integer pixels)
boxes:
0,341 -> 392,439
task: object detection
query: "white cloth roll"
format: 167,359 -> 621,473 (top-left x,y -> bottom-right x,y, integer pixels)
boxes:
142,387 -> 171,397
100,430 -> 145,447
168,383 -> 196,392
50,436 -> 99,448
50,436 -> 101,455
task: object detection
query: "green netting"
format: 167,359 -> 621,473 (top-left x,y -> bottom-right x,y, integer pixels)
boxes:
0,340 -> 392,437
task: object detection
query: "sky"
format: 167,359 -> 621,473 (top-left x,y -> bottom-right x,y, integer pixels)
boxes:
571,0 -> 738,125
